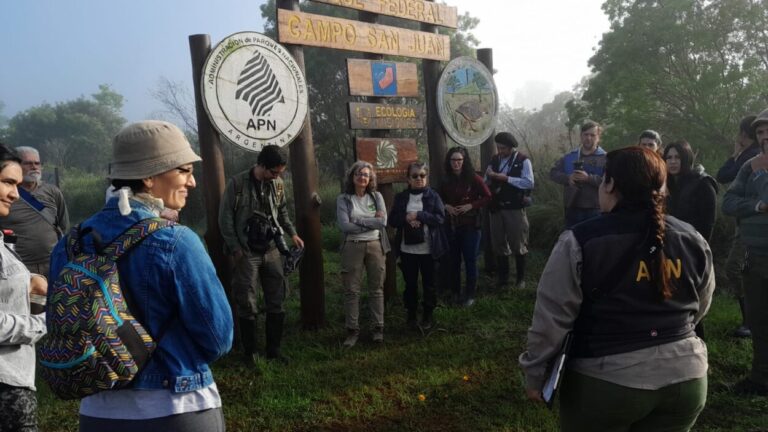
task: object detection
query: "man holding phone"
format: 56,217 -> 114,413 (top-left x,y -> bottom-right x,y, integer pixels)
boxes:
549,120 -> 607,228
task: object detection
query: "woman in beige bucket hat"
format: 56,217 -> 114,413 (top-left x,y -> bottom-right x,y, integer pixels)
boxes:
48,120 -> 234,432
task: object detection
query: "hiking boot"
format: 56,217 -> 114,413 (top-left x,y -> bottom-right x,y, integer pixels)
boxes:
371,326 -> 384,343
515,280 -> 526,290
732,325 -> 752,338
343,329 -> 359,348
733,378 -> 768,396
463,297 -> 475,307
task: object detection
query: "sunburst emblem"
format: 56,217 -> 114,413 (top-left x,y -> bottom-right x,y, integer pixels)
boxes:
376,140 -> 397,169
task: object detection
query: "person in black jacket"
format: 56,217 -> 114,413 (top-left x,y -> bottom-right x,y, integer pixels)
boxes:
389,162 -> 447,330
663,140 -> 718,241
717,115 -> 759,338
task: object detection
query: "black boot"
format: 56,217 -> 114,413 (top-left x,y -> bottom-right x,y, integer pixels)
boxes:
265,312 -> 289,364
515,254 -> 526,289
496,255 -> 510,289
733,297 -> 752,338
239,317 -> 258,365
420,308 -> 434,330
407,309 -> 418,330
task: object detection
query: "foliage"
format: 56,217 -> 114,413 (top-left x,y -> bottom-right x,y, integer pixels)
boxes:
1,85 -> 125,173
574,0 -> 768,153
59,168 -> 109,226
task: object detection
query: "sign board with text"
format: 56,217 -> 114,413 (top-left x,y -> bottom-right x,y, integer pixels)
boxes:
311,0 -> 458,28
355,137 -> 418,183
347,59 -> 418,97
277,9 -> 450,61
349,102 -> 424,130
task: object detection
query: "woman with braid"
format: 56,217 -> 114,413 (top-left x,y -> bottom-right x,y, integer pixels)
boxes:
520,147 -> 714,431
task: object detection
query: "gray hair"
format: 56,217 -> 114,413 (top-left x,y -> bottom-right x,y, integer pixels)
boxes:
406,161 -> 429,177
15,146 -> 40,159
344,160 -> 378,194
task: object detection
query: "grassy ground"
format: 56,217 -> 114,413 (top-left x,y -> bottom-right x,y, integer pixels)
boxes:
36,248 -> 767,431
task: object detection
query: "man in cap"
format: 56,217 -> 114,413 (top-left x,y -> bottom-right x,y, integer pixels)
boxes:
718,115 -> 759,338
723,108 -> 768,396
549,120 -> 607,228
485,132 -> 534,289
219,144 -> 303,365
0,146 -> 69,276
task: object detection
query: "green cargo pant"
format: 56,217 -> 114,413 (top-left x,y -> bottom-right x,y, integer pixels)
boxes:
559,370 -> 707,432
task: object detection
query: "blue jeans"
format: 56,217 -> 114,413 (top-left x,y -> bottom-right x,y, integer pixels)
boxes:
447,225 -> 481,300
565,208 -> 601,229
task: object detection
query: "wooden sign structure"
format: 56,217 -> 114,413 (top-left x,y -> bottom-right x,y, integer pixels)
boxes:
349,102 -> 424,129
277,9 -> 450,61
311,0 -> 458,28
355,137 -> 418,183
347,59 -> 418,97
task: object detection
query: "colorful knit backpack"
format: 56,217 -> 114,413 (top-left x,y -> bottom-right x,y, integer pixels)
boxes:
39,217 -> 174,399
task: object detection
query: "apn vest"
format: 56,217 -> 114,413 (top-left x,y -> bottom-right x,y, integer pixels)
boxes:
490,152 -> 528,210
569,208 -> 708,357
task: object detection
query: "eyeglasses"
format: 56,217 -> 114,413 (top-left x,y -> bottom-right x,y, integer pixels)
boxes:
410,173 -> 427,179
355,172 -> 371,178
450,158 -> 464,162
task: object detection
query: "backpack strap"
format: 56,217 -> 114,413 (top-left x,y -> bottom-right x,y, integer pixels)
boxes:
101,218 -> 176,261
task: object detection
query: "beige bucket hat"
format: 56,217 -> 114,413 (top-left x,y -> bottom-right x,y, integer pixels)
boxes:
108,120 -> 201,179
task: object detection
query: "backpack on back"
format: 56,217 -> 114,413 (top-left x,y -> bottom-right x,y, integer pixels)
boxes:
39,217 -> 174,400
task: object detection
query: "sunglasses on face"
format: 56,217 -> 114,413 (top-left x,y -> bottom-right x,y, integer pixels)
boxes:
410,173 -> 427,179
355,172 -> 371,178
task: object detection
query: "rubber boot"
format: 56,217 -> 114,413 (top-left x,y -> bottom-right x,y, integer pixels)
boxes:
733,297 -> 752,338
496,255 -> 510,289
420,309 -> 434,330
265,312 -> 289,364
239,317 -> 258,365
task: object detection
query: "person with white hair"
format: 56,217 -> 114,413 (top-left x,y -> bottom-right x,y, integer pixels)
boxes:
0,146 -> 69,277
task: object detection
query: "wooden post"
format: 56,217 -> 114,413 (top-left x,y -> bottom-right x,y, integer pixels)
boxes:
277,0 -> 326,329
421,0 -> 448,186
358,11 -> 398,303
477,48 -> 497,276
188,35 -> 234,321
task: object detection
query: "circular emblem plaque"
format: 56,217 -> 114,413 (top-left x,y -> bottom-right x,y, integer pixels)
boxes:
202,32 -> 308,152
437,56 -> 498,147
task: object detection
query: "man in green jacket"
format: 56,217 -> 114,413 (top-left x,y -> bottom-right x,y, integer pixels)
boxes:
219,145 -> 303,365
723,108 -> 768,396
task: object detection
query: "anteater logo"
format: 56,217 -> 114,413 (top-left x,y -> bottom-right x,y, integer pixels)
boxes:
236,51 -> 285,118
202,31 -> 308,152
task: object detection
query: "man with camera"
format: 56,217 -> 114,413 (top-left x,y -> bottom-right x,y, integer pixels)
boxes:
485,132 -> 534,290
219,145 -> 304,365
549,120 -> 607,228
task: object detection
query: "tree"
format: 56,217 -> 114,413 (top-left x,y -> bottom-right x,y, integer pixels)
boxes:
0,101 -> 8,130
2,85 -> 126,172
577,0 -> 768,158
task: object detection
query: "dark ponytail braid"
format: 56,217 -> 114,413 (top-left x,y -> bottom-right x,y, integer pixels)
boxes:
649,188 -> 672,299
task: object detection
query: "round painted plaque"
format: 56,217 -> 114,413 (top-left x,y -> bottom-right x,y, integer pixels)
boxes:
437,56 -> 498,147
202,32 -> 308,152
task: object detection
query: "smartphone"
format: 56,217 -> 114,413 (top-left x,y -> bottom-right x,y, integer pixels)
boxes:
572,160 -> 584,171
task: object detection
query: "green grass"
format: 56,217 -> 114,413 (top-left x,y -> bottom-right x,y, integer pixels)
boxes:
35,247 -> 766,431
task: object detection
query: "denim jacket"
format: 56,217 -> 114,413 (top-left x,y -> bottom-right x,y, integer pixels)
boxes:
49,198 -> 233,393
